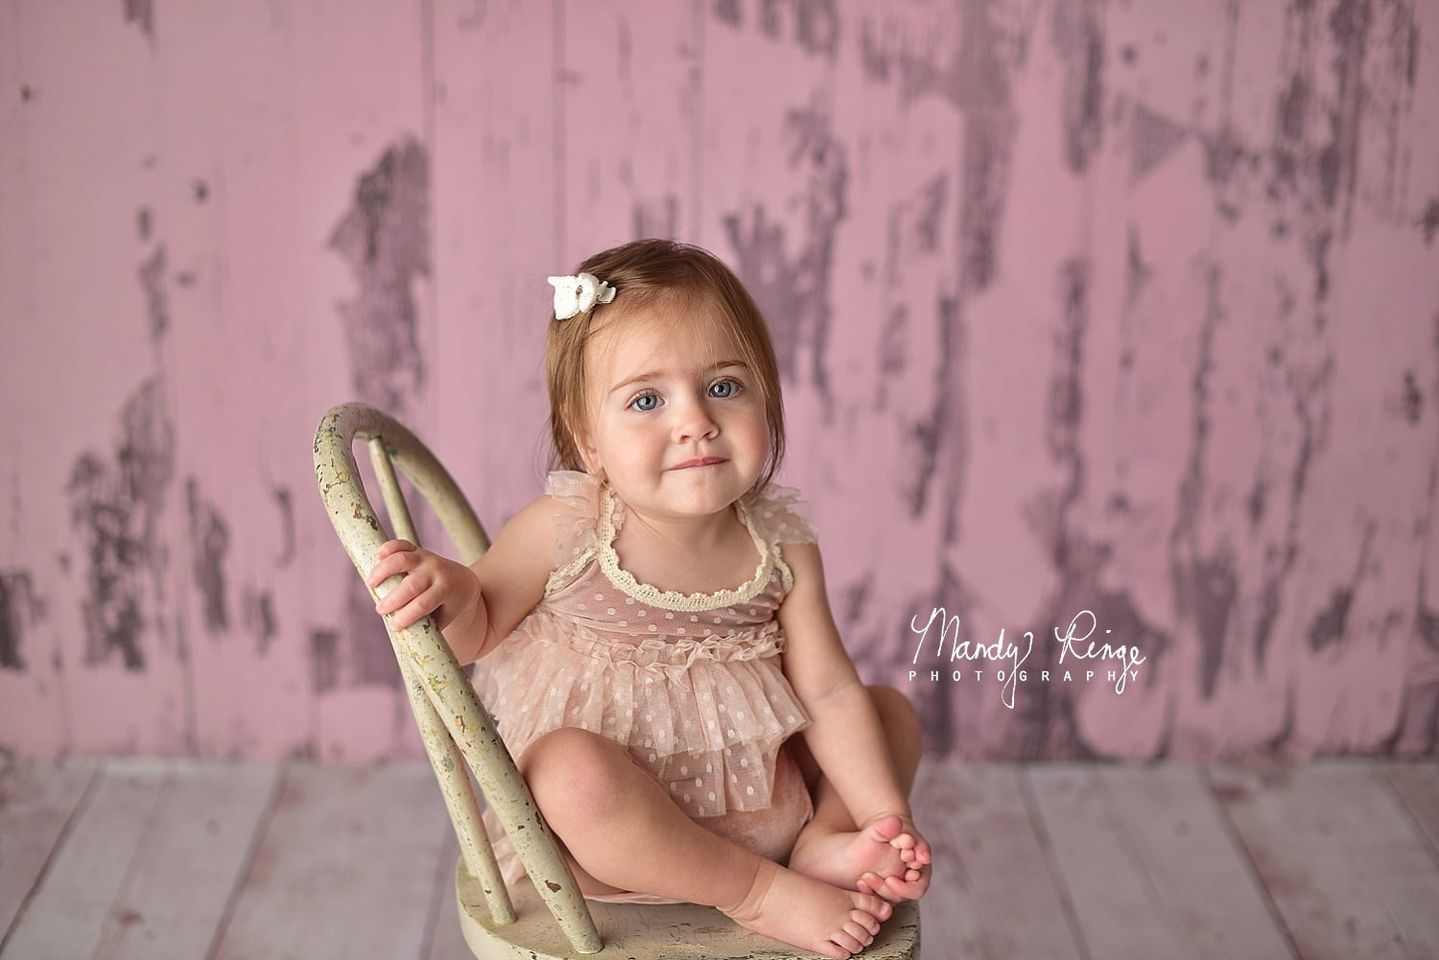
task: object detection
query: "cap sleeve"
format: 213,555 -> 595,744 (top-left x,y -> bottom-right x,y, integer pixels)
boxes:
749,482 -> 818,545
543,469 -> 602,594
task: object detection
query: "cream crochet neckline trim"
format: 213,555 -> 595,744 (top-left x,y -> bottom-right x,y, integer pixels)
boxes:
596,483 -> 775,612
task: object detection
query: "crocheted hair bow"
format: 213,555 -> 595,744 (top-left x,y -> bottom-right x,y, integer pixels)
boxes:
547,272 -> 617,320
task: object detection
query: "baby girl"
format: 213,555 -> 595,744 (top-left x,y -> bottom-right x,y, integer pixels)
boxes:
365,238 -> 932,959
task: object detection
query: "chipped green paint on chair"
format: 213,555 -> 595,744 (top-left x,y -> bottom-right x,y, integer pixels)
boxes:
313,402 -> 920,959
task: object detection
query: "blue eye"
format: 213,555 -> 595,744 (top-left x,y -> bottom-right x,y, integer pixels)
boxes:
630,393 -> 660,412
710,378 -> 742,399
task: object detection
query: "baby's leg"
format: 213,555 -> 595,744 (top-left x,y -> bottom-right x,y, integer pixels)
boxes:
786,684 -> 929,898
518,726 -> 893,960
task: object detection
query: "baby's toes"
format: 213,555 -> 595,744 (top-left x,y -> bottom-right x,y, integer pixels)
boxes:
851,908 -> 881,936
831,928 -> 865,956
843,919 -> 875,948
853,890 -> 893,922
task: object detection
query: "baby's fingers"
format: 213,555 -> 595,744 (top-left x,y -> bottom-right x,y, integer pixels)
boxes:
857,871 -> 914,904
870,868 -> 930,903
381,584 -> 442,632
375,571 -> 429,615
373,539 -> 415,565
366,544 -> 418,588
910,835 -> 933,865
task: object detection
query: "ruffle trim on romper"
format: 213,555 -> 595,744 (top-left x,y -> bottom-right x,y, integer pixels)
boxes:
473,607 -> 812,820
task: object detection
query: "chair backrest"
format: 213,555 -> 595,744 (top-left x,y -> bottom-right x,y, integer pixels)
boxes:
312,402 -> 601,954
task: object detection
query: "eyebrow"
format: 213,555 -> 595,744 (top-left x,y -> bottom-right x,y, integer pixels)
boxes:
607,360 -> 749,396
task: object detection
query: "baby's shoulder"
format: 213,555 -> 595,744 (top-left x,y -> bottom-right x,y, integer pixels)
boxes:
477,493 -> 562,573
747,480 -> 819,546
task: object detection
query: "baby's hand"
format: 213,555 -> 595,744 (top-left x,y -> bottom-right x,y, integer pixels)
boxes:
364,539 -> 480,634
854,813 -> 932,903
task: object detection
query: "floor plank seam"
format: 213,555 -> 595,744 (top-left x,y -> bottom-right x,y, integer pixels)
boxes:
1017,765 -> 1096,960
0,759 -> 104,957
92,762 -> 179,960
1197,764 -> 1304,960
201,760 -> 288,960
1380,763 -> 1439,874
1096,767 -> 1180,950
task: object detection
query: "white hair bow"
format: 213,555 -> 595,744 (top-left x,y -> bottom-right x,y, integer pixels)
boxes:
547,272 -> 616,320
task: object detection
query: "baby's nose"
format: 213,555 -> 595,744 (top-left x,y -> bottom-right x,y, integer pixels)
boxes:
672,402 -> 719,441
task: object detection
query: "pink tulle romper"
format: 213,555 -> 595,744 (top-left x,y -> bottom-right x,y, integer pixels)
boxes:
472,469 -> 820,904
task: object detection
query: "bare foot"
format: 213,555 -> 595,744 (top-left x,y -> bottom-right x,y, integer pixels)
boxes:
788,814 -> 928,896
720,859 -> 893,960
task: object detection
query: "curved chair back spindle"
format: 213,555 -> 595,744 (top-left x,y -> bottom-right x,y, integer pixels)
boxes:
313,403 -> 601,954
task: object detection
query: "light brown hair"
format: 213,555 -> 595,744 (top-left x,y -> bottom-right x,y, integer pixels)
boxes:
545,238 -> 786,501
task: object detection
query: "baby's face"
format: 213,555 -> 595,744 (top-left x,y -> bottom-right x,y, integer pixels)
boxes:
577,301 -> 770,521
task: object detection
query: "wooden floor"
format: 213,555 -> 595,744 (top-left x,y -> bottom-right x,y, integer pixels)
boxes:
1,757 -> 1436,960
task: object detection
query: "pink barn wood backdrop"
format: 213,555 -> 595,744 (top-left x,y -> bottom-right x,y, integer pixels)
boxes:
1,0 -> 1437,763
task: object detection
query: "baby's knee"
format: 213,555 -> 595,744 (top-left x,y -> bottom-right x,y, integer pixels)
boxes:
866,684 -> 923,751
519,727 -> 631,822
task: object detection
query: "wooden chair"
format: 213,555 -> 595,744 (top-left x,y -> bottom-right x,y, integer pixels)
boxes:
313,402 -> 920,959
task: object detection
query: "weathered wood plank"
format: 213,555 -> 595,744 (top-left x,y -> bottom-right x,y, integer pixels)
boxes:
91,760 -> 281,960
151,0 -> 319,763
0,0 -> 190,759
0,758 -> 99,944
293,0 -> 434,765
1210,761 -> 1439,960
1030,762 -> 1297,959
911,761 -> 1084,959
1112,763 -> 1293,957
560,0 -> 701,255
429,0 -> 560,530
212,762 -> 452,960
1382,760 -> 1439,857
1,763 -> 166,958
1028,764 -> 1180,959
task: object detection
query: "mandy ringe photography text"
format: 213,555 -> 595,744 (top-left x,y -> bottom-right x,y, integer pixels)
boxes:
906,608 -> 1146,709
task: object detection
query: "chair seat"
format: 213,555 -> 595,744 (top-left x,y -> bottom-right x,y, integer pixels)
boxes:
455,856 -> 921,959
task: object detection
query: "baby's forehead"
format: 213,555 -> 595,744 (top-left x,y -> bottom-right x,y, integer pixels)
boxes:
587,306 -> 741,379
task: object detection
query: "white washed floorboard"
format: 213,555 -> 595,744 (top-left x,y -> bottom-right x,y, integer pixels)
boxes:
914,762 -> 1086,960
1,764 -> 165,959
1210,761 -> 1439,960
1100,764 -> 1296,959
1383,760 -> 1439,858
0,757 -> 98,945
211,763 -> 452,960
1028,763 -> 1208,960
94,761 -> 281,960
5,758 -> 1439,959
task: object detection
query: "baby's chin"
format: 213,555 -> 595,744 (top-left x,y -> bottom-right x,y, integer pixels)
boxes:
626,482 -> 747,518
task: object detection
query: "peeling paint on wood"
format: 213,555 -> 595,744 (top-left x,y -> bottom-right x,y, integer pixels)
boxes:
0,0 -> 1435,765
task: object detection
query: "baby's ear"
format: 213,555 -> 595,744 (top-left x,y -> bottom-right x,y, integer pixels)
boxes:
574,428 -> 602,476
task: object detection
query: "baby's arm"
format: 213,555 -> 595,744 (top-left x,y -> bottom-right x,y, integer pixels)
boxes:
777,542 -> 932,872
366,493 -> 560,666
